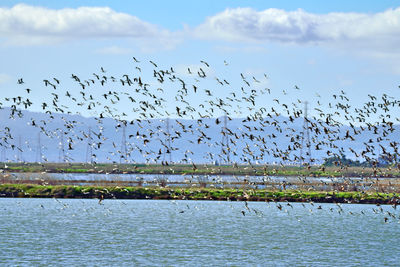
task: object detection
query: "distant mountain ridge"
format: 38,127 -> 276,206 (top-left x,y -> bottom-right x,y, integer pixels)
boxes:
0,107 -> 398,164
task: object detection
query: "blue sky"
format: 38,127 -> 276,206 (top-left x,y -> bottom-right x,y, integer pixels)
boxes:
0,1 -> 400,121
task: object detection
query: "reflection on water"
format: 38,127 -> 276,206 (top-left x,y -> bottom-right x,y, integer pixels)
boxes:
0,198 -> 399,265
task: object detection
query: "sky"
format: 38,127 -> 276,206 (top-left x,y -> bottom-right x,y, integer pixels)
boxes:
0,1 -> 400,121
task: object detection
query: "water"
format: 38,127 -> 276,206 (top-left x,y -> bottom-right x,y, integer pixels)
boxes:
1,198 -> 399,266
4,172 -> 400,191
2,172 -> 382,183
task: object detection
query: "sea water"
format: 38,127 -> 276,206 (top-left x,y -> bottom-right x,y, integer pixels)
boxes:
0,198 -> 399,266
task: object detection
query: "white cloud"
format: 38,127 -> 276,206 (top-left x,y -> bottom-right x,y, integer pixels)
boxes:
0,4 -> 176,45
95,46 -> 133,55
214,45 -> 268,54
0,73 -> 11,84
194,7 -> 400,54
2,4 -> 400,56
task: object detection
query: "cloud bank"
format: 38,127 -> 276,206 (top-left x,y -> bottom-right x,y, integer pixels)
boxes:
0,4 -> 400,54
0,4 -> 175,45
194,7 -> 400,54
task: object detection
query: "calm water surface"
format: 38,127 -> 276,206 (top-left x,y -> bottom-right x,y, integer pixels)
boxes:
6,173 -> 399,191
0,198 -> 399,266
5,172 -> 388,183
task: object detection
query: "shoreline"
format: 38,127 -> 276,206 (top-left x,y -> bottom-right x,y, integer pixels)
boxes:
1,184 -> 399,205
2,163 -> 400,178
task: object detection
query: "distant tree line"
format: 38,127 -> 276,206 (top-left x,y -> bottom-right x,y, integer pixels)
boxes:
323,154 -> 397,167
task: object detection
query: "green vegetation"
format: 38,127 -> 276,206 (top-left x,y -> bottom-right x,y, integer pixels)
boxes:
323,155 -> 398,168
1,184 -> 399,204
2,162 -> 400,178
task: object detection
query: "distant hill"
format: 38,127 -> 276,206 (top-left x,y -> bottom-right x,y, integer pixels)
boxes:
0,107 -> 398,164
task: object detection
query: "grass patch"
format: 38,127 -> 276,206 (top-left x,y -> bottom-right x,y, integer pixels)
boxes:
2,162 -> 400,178
1,184 -> 399,204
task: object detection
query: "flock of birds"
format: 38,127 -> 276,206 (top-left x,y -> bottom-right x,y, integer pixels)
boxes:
6,196 -> 400,224
1,57 -> 400,237
0,57 -> 400,168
